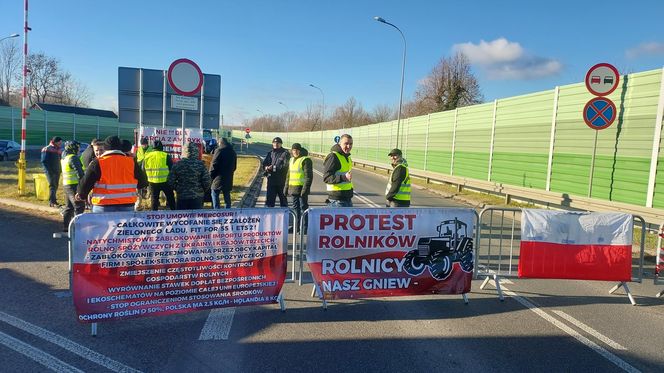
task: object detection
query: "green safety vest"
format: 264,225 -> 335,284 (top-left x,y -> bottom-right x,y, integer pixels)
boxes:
288,156 -> 310,186
79,154 -> 86,171
326,152 -> 353,192
144,151 -> 169,183
386,163 -> 411,201
61,154 -> 79,185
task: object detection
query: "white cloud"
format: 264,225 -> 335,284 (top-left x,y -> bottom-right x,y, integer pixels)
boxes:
453,37 -> 562,80
626,41 -> 664,59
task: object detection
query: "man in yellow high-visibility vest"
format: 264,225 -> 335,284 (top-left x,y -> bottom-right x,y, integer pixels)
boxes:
323,134 -> 353,207
385,148 -> 411,207
285,143 -> 313,230
61,141 -> 85,231
143,140 -> 176,211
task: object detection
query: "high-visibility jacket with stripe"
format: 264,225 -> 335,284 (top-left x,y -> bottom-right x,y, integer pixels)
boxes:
61,154 -> 79,185
326,152 -> 353,192
288,156 -> 310,186
144,151 -> 169,183
386,163 -> 411,201
91,155 -> 138,205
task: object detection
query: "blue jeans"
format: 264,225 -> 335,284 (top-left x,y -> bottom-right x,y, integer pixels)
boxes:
327,199 -> 353,207
92,204 -> 135,213
211,189 -> 231,209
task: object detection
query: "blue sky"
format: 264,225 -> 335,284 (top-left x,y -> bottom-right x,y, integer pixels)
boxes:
1,0 -> 663,125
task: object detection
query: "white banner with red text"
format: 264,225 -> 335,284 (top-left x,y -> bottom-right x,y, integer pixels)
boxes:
72,208 -> 288,323
306,208 -> 475,299
139,126 -> 204,161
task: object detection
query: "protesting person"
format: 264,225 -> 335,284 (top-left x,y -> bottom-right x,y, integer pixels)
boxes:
323,133 -> 353,207
60,141 -> 85,231
135,137 -> 152,165
385,148 -> 411,207
210,138 -> 237,209
262,137 -> 289,207
284,143 -> 312,230
143,140 -> 176,211
40,136 -> 63,207
79,138 -> 100,170
76,136 -> 148,213
168,142 -> 211,210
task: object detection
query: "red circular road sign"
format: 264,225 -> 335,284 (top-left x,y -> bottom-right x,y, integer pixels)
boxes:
583,97 -> 617,130
585,63 -> 619,97
167,58 -> 203,96
245,128 -> 251,133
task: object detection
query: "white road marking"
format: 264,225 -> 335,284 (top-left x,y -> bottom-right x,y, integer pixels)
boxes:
199,308 -> 236,340
552,310 -> 627,350
500,289 -> 639,373
0,331 -> 85,373
0,311 -> 141,373
313,169 -> 381,207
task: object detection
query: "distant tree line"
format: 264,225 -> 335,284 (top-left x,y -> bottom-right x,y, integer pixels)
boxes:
246,52 -> 483,133
0,41 -> 90,108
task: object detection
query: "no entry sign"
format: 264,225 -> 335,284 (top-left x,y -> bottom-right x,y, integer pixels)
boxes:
167,58 -> 203,96
583,97 -> 617,130
585,63 -> 619,96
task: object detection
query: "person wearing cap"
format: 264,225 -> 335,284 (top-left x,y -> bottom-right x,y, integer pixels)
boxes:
323,133 -> 353,207
262,136 -> 290,207
210,138 -> 237,209
169,142 -> 211,210
284,143 -> 312,230
385,148 -> 411,207
143,140 -> 176,211
40,136 -> 63,207
76,136 -> 148,213
60,141 -> 85,231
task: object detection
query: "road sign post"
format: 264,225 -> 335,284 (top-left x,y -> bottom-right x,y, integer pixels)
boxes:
167,59 -> 203,148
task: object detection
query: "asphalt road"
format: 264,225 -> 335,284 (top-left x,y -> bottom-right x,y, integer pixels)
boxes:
0,143 -> 663,372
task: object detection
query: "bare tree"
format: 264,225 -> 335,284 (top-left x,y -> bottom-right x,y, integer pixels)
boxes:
0,41 -> 20,105
371,104 -> 394,123
410,52 -> 483,115
328,97 -> 371,130
26,52 -> 90,107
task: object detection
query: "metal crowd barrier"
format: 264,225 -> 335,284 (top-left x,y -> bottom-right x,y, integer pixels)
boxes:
475,206 -> 646,305
55,208 -> 299,336
297,207 -> 480,310
655,224 -> 664,298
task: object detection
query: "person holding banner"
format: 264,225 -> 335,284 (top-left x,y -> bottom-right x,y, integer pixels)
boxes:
323,134 -> 353,207
169,142 -> 211,210
76,135 -> 148,213
263,137 -> 290,208
385,148 -> 411,207
143,140 -> 176,211
285,143 -> 312,230
60,141 -> 85,231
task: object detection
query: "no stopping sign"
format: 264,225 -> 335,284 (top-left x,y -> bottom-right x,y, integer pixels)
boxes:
167,58 -> 203,96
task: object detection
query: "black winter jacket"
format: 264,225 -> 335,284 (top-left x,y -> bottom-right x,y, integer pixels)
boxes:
262,147 -> 290,186
323,144 -> 353,201
210,144 -> 237,192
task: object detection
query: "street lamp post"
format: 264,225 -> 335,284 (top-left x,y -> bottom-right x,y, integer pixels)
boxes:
309,83 -> 325,153
256,109 -> 265,133
374,16 -> 406,149
0,33 -> 19,43
278,101 -> 289,143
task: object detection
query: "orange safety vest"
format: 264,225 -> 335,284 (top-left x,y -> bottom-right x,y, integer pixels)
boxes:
91,154 -> 138,205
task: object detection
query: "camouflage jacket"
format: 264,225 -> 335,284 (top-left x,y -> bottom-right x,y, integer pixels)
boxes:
168,144 -> 211,199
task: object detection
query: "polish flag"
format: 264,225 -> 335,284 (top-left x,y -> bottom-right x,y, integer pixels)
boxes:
518,209 -> 633,281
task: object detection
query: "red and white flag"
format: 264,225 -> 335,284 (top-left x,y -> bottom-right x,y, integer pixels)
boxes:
518,209 -> 633,281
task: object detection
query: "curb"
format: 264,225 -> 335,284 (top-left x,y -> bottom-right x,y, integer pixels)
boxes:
0,197 -> 60,214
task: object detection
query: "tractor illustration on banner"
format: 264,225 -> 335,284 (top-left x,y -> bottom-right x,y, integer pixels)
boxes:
402,218 -> 474,280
